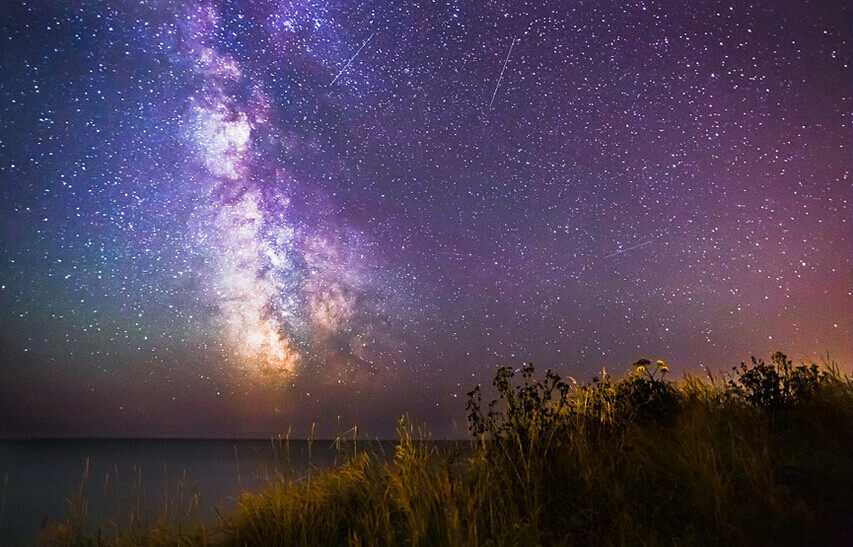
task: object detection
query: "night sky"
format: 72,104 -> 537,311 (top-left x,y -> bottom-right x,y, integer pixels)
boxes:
1,0 -> 850,438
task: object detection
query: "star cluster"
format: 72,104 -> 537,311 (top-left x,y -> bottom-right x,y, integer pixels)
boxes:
0,0 -> 850,438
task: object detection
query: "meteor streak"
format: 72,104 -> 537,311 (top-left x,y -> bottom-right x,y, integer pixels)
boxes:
603,240 -> 652,259
489,37 -> 517,107
330,32 -> 375,85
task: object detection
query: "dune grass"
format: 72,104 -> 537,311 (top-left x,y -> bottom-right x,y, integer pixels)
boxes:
42,352 -> 853,546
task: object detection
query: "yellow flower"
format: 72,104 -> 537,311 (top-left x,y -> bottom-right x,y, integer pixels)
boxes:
636,365 -> 646,373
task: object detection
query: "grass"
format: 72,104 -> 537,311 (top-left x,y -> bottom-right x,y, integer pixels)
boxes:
40,352 -> 853,546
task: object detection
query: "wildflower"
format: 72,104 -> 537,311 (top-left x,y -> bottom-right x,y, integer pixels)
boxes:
637,365 -> 646,373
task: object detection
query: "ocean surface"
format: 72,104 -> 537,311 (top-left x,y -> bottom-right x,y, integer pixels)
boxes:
0,438 -> 431,546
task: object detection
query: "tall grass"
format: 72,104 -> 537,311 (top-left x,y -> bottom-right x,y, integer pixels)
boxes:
42,352 -> 853,546
39,459 -> 212,546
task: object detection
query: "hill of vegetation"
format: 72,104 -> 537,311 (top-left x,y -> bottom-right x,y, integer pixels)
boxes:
43,352 -> 853,546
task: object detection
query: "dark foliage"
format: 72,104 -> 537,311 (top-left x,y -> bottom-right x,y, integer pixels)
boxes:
728,351 -> 834,409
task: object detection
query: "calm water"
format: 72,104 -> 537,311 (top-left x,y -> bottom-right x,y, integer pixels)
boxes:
0,438 -> 409,546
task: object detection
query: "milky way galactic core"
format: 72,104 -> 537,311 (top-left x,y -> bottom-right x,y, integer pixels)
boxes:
1,0 -> 850,437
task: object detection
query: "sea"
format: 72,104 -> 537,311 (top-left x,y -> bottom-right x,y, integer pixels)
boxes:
0,438 -> 429,546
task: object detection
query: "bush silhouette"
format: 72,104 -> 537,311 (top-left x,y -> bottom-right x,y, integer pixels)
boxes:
728,351 -> 834,409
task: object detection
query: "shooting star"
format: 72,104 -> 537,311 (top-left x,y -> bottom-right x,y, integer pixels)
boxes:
440,250 -> 472,258
330,32 -> 375,85
603,240 -> 652,259
489,37 -> 517,107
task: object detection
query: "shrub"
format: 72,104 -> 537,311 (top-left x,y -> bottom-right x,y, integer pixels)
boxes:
466,363 -> 570,440
728,351 -> 836,409
466,359 -> 678,438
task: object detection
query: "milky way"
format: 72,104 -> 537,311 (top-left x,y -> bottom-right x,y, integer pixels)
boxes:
180,2 -> 384,382
1,0 -> 850,437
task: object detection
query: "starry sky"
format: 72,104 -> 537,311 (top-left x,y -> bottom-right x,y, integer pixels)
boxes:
1,0 -> 850,439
